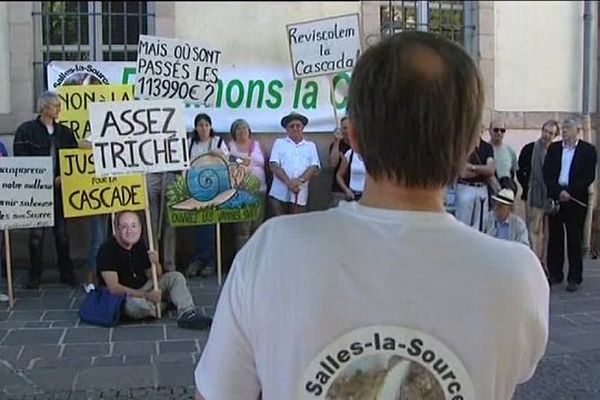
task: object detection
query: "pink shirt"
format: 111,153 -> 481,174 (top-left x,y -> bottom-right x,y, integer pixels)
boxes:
229,140 -> 267,192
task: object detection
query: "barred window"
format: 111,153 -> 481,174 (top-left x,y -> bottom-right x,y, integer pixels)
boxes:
380,1 -> 465,45
33,1 -> 155,101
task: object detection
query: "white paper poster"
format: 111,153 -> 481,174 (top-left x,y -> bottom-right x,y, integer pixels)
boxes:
0,157 -> 54,229
135,35 -> 222,106
287,14 -> 362,79
89,99 -> 189,176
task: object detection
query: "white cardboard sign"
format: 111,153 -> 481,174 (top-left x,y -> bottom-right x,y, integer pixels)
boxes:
89,99 -> 189,176
0,157 -> 54,229
287,14 -> 362,79
135,35 -> 222,107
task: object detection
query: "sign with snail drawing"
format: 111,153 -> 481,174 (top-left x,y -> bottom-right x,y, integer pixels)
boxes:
166,152 -> 262,226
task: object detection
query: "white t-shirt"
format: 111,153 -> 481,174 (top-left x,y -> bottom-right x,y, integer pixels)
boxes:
269,137 -> 321,206
195,201 -> 549,400
189,136 -> 229,161
344,149 -> 366,193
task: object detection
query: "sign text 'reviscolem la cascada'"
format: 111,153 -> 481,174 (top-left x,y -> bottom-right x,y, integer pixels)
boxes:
287,14 -> 362,79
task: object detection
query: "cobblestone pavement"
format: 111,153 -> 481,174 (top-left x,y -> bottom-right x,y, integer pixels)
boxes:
2,261 -> 600,399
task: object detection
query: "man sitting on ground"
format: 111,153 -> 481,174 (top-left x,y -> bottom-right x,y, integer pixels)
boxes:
484,188 -> 530,246
97,211 -> 211,329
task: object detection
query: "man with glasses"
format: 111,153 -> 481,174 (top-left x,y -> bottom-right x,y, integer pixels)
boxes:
543,116 -> 597,292
96,211 -> 211,329
489,119 -> 518,193
269,112 -> 321,215
518,120 -> 560,270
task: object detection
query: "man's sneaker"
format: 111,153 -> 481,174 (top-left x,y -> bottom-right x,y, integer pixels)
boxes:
177,309 -> 212,330
26,277 -> 40,290
566,282 -> 580,292
0,293 -> 9,303
199,265 -> 216,278
185,260 -> 204,278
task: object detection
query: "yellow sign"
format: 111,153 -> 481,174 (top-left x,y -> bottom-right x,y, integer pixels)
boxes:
57,85 -> 134,141
59,149 -> 146,218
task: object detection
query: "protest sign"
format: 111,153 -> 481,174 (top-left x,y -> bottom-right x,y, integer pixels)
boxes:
49,61 -> 344,132
0,157 -> 54,229
59,149 -> 146,218
57,85 -> 134,141
89,99 -> 189,176
286,14 -> 362,79
135,35 -> 222,106
166,153 -> 262,226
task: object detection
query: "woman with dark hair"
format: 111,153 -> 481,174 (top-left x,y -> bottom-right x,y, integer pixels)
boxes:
188,113 -> 229,160
186,114 -> 229,279
228,119 -> 267,251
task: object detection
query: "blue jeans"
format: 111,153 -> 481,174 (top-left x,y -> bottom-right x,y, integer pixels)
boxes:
192,224 -> 215,267
86,215 -> 108,272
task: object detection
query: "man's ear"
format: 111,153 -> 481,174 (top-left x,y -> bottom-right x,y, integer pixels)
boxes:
346,119 -> 361,153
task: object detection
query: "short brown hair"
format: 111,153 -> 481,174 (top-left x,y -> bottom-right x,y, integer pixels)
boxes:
541,119 -> 560,137
347,31 -> 484,188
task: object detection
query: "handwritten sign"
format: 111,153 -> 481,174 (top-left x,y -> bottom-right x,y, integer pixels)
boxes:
89,99 -> 189,176
135,35 -> 222,106
59,149 -> 146,217
0,157 -> 54,229
287,14 -> 362,79
57,85 -> 134,141
167,153 -> 261,226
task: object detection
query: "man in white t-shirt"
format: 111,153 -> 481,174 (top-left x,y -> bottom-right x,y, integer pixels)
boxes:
268,112 -> 321,215
194,32 -> 549,400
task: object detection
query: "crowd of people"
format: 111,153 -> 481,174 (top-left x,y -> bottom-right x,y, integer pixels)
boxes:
3,29 -> 593,398
0,85 -> 596,308
451,116 -> 597,292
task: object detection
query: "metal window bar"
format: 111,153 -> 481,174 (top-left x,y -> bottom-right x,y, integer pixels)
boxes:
33,1 -> 156,110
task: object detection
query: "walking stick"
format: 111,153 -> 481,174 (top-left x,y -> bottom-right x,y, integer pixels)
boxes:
291,193 -> 299,214
478,196 -> 486,232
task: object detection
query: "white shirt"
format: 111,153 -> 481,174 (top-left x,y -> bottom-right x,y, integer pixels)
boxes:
189,136 -> 229,161
268,137 -> 320,206
558,140 -> 578,186
344,149 -> 366,193
194,201 -> 549,400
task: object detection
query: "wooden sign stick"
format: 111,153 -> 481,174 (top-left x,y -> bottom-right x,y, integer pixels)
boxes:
216,222 -> 222,286
143,177 -> 161,319
329,75 -> 341,129
4,229 -> 14,309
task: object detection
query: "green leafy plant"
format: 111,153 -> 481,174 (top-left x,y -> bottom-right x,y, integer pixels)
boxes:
166,175 -> 191,205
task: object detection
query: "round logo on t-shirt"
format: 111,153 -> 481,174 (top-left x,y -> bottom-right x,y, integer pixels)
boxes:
298,325 -> 475,399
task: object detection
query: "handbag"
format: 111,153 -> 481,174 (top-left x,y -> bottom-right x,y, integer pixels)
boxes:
79,287 -> 126,327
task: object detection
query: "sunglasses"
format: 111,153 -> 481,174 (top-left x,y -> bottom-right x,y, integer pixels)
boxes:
493,128 -> 506,133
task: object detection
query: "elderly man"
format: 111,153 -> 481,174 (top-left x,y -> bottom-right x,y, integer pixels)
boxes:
268,112 -> 321,215
489,118 -> 518,193
544,116 -> 597,292
97,211 -> 211,329
484,189 -> 529,246
517,120 -> 560,268
13,91 -> 78,289
195,32 -> 548,400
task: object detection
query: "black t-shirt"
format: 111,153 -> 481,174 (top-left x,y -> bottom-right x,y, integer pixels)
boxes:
329,140 -> 352,192
97,237 -> 150,289
464,140 -> 494,183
